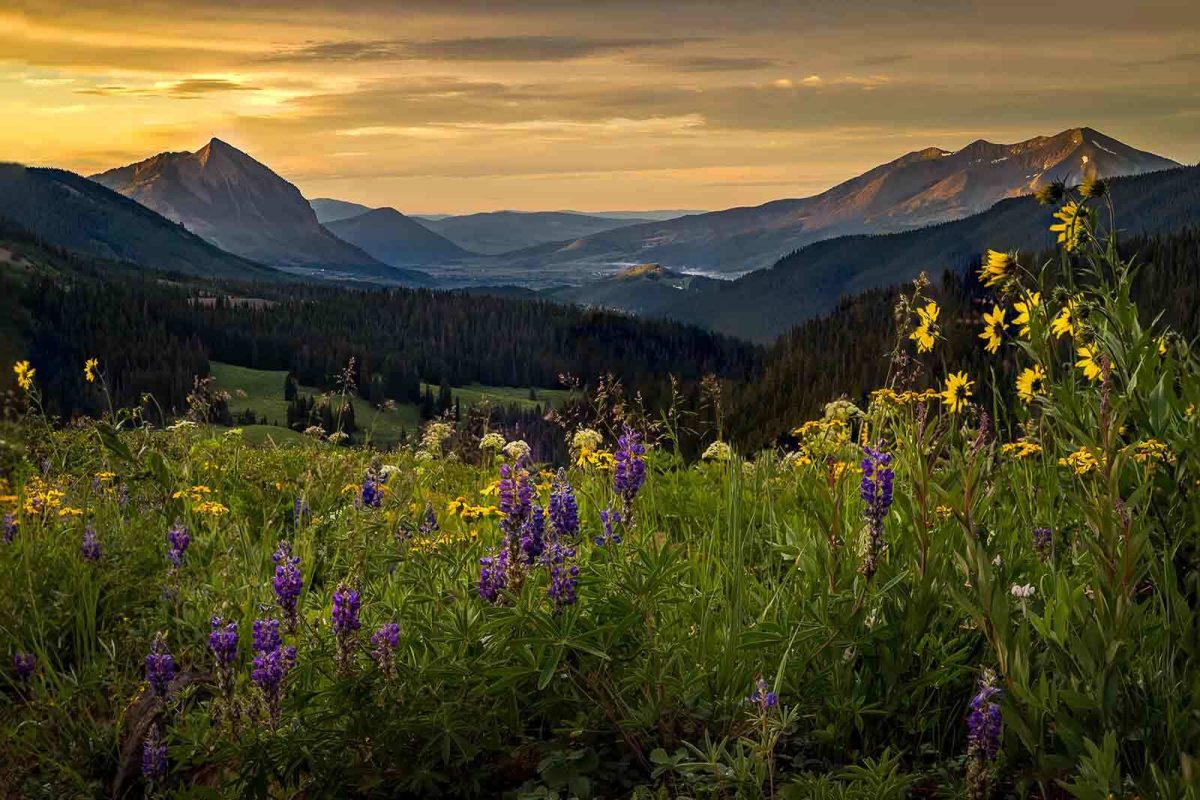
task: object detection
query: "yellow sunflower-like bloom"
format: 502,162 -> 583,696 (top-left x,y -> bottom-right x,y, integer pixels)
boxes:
979,305 -> 1006,354
1075,346 -> 1103,381
1049,200 -> 1086,252
1011,292 -> 1041,338
1058,447 -> 1099,475
1015,364 -> 1046,403
1051,300 -> 1077,339
909,301 -> 940,353
13,360 -> 35,391
1000,438 -> 1042,459
940,371 -> 974,413
84,358 -> 100,384
978,250 -> 1013,288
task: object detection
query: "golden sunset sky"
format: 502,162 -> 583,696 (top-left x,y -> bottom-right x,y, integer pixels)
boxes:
2,0 -> 1198,213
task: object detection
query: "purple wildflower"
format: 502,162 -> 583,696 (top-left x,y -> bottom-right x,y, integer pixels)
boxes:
419,502 -> 439,536
142,723 -> 168,783
858,442 -> 895,579
595,508 -> 623,547
1032,527 -> 1052,561
209,617 -> 238,665
250,643 -> 296,724
747,678 -> 779,711
478,547 -> 509,604
547,558 -> 579,609
360,475 -> 382,509
144,633 -> 176,698
2,512 -> 16,543
548,470 -> 579,538
272,541 -> 302,631
370,622 -> 400,679
966,667 -> 1003,799
519,506 -> 546,565
252,618 -> 282,654
166,523 -> 189,567
332,584 -> 361,673
81,525 -> 101,562
13,651 -> 35,682
293,497 -> 309,529
613,426 -> 647,518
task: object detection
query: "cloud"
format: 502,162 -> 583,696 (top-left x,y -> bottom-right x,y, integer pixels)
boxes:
630,55 -> 782,72
262,35 -> 696,64
856,54 -> 910,66
76,78 -> 257,98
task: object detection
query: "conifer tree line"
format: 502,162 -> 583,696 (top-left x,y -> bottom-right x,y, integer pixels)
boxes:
3,223 -> 1197,456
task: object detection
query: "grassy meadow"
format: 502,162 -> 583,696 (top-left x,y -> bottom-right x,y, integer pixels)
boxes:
2,186 -> 1200,799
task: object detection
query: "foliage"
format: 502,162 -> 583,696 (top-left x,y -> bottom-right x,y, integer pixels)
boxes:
2,185 -> 1200,800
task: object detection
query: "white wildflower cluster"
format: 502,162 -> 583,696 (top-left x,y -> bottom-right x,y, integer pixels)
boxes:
303,425 -> 326,439
1010,583 -> 1035,599
327,431 -> 350,445
421,421 -> 454,454
479,432 -> 507,452
702,440 -> 733,463
503,440 -> 531,462
570,428 -> 603,459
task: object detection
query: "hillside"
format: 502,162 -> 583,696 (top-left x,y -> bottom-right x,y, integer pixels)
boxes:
324,208 -> 473,267
417,210 -> 654,255
486,127 -> 1178,278
310,197 -> 375,224
546,263 -> 721,315
90,139 -> 411,281
0,164 -> 280,281
665,164 -> 1200,341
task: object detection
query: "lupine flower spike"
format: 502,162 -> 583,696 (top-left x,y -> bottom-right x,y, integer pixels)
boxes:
370,623 -> 400,680
595,508 -> 623,547
272,540 -> 303,632
81,525 -> 102,562
250,617 -> 295,725
332,584 -> 361,674
166,522 -> 189,566
142,722 -> 168,784
965,667 -> 1003,800
859,443 -> 894,579
613,425 -> 646,521
145,632 -> 177,698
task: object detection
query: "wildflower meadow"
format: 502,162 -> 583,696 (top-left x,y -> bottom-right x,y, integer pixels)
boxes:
2,182 -> 1200,798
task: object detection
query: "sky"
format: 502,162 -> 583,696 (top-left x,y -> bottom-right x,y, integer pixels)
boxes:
2,0 -> 1198,214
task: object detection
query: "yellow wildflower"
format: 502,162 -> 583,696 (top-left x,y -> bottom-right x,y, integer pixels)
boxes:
1015,364 -> 1046,403
940,371 -> 974,414
978,305 -> 1006,354
1132,439 -> 1175,467
57,506 -> 84,518
1058,448 -> 1099,475
1157,336 -> 1168,357
194,501 -> 229,516
84,358 -> 100,383
13,360 -> 35,391
1000,438 -> 1042,459
978,250 -> 1014,288
909,301 -> 940,353
1051,300 -> 1077,339
1012,292 -> 1041,338
1049,200 -> 1086,252
1075,346 -> 1103,381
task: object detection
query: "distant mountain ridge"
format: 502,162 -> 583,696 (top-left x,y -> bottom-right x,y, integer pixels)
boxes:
90,139 -> 400,278
324,207 -> 473,266
488,127 -> 1179,277
417,211 -> 657,255
0,163 -> 280,280
659,164 -> 1200,341
310,198 -> 374,224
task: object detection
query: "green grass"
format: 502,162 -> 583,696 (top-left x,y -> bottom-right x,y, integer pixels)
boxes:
211,361 -> 570,447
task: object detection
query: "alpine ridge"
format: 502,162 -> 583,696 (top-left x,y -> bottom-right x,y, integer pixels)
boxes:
89,139 -> 402,278
488,127 -> 1178,277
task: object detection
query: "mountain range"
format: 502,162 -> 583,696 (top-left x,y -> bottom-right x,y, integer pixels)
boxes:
89,138 -> 421,280
482,127 -> 1178,279
324,207 -> 473,266
0,163 -> 279,280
